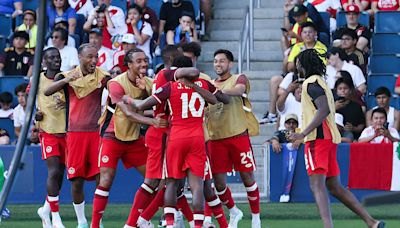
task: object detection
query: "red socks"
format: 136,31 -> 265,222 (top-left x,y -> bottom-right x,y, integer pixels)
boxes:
141,186 -> 166,221
47,195 -> 59,212
216,187 -> 235,209
177,194 -> 193,222
164,207 -> 176,227
125,183 -> 156,226
206,195 -> 228,228
193,211 -> 204,228
92,186 -> 110,228
245,182 -> 260,214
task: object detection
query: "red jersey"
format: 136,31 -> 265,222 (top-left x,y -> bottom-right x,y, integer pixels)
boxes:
152,68 -> 177,120
153,79 -> 217,140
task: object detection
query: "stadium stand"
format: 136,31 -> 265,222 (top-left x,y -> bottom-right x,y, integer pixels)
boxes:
0,14 -> 12,39
375,11 -> 400,33
372,33 -> 400,55
367,74 -> 398,95
0,118 -> 15,143
336,11 -> 369,27
318,12 -> 330,47
0,76 -> 29,107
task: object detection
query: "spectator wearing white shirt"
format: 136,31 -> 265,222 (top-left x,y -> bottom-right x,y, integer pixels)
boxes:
49,27 -> 79,72
0,92 -> 14,119
89,28 -> 113,71
276,80 -> 302,130
88,0 -> 127,50
69,0 -> 94,17
359,107 -> 400,143
47,18 -> 76,48
113,33 -> 136,73
325,47 -> 366,94
13,83 -> 28,139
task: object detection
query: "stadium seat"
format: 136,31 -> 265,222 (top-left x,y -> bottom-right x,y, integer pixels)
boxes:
375,11 -> 400,33
366,94 -> 400,110
0,14 -> 13,39
0,37 -> 7,51
318,12 -> 331,47
336,11 -> 370,28
372,33 -> 400,55
369,55 -> 400,74
110,0 -> 127,12
0,76 -> 29,107
24,0 -> 39,10
0,118 -> 15,143
367,74 -> 397,95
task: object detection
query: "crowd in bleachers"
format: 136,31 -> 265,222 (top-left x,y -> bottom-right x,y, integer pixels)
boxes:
0,0 -> 206,145
262,0 -> 400,145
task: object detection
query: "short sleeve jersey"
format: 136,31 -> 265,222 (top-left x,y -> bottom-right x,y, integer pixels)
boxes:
333,25 -> 372,42
153,79 -> 217,140
152,68 -> 177,119
288,41 -> 327,64
159,1 -> 195,32
0,48 -> 33,76
373,0 -> 399,10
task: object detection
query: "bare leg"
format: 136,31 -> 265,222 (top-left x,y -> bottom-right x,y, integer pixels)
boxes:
309,174 -> 333,228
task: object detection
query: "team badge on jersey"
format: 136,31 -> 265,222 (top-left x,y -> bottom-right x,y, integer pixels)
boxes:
46,146 -> 53,153
102,155 -> 109,163
68,167 -> 75,174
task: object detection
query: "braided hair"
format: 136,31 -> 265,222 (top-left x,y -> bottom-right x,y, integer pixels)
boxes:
296,49 -> 326,79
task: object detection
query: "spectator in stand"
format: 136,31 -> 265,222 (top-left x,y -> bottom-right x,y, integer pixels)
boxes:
340,28 -> 367,75
335,113 -> 353,143
0,129 -> 10,145
326,47 -> 366,94
309,0 -> 341,32
366,87 -> 400,131
49,27 -> 79,72
372,0 -> 400,13
46,18 -> 76,48
16,9 -> 37,50
281,4 -> 311,53
341,0 -> 371,12
89,28 -> 113,71
359,107 -> 400,143
0,0 -> 23,18
268,114 -> 302,152
0,92 -> 13,119
332,4 -> 371,52
334,77 -> 365,141
0,31 -> 33,77
13,82 -> 27,139
276,81 -> 302,131
335,70 -> 365,110
113,33 -> 136,73
47,0 -> 77,35
126,4 -> 154,65
83,7 -> 113,48
166,11 -> 198,45
260,22 -> 326,124
68,0 -> 94,18
88,0 -> 126,50
134,0 -> 159,36
158,0 -> 195,45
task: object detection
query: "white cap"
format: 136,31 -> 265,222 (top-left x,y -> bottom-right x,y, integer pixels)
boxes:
335,113 -> 344,127
121,33 -> 136,44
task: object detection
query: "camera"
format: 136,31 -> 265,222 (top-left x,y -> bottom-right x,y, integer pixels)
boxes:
97,3 -> 107,13
383,122 -> 389,129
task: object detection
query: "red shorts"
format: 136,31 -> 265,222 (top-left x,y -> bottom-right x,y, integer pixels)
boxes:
99,137 -> 148,169
208,134 -> 256,173
66,132 -> 100,180
304,139 -> 340,177
145,126 -> 167,179
165,137 -> 207,179
39,132 -> 67,164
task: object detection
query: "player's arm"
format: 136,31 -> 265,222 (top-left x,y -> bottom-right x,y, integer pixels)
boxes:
221,74 -> 248,96
182,79 -> 217,105
215,91 -> 230,104
174,67 -> 200,80
117,101 -> 167,128
123,95 -> 159,111
44,73 -> 78,96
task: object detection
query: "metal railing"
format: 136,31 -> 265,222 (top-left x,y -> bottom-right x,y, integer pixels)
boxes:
238,0 -> 261,73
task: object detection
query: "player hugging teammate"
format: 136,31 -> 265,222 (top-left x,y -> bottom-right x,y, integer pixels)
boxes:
38,45 -> 261,228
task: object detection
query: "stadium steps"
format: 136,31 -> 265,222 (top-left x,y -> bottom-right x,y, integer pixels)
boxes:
197,0 -> 284,145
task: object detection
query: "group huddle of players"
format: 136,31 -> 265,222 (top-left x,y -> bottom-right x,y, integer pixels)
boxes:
34,43 -> 261,228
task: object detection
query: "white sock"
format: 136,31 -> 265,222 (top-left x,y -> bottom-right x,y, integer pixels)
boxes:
252,213 -> 260,220
229,205 -> 240,214
73,201 -> 87,225
204,216 -> 212,223
43,198 -> 51,214
189,220 -> 195,227
52,211 -> 62,224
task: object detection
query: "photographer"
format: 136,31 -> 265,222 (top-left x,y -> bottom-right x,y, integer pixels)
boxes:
334,77 -> 365,141
359,108 -> 399,143
268,114 -> 302,153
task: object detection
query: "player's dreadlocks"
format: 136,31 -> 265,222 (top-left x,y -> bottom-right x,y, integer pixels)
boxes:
296,49 -> 326,79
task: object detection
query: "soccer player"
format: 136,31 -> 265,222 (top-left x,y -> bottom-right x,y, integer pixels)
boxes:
288,49 -> 385,228
123,69 -> 219,228
207,49 -> 261,228
45,43 -> 110,228
91,48 -> 168,228
35,47 -> 66,228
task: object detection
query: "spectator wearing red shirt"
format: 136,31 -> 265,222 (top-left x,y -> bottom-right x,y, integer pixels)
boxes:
113,33 -> 136,73
341,0 -> 371,12
372,0 -> 400,12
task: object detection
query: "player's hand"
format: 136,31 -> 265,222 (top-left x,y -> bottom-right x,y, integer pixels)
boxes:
122,95 -> 132,105
271,140 -> 282,153
292,140 -> 302,149
65,72 -> 80,83
152,114 -> 168,128
288,132 -> 304,142
35,111 -> 44,121
136,74 -> 147,90
286,80 -> 298,93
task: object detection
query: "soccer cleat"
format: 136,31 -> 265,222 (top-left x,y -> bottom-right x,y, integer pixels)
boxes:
251,217 -> 261,228
1,208 -> 10,219
228,208 -> 243,228
279,194 -> 290,203
52,222 -> 66,228
37,207 -> 52,228
137,216 -> 154,228
203,221 -> 216,228
175,211 -> 185,228
377,221 -> 386,228
76,223 -> 89,228
259,112 -> 277,124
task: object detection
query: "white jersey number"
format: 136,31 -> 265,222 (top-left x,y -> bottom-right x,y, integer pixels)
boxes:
180,92 -> 205,118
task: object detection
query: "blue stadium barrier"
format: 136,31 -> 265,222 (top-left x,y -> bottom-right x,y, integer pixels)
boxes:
336,11 -> 370,28
269,143 -> 387,202
367,74 -> 397,95
23,0 -> 39,11
372,33 -> 400,55
366,94 -> 400,110
0,76 -> 29,107
369,54 -> 400,74
0,118 -> 15,142
0,14 -> 13,39
375,11 -> 400,33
